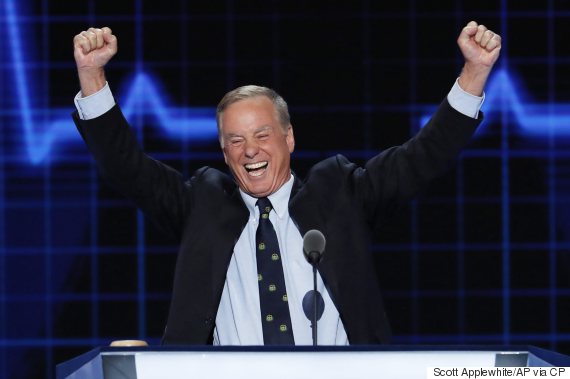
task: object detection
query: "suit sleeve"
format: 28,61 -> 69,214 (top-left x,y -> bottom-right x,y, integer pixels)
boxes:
352,98 -> 482,223
73,105 -> 192,241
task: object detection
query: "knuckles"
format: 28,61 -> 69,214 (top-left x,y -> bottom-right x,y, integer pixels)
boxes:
73,26 -> 116,54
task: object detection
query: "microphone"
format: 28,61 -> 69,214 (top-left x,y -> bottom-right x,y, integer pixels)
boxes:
302,229 -> 326,346
303,229 -> 325,266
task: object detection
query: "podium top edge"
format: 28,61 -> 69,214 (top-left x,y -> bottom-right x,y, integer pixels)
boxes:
98,344 -> 542,354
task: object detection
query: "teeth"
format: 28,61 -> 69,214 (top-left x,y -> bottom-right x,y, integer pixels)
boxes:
249,169 -> 264,177
245,161 -> 268,170
244,161 -> 268,177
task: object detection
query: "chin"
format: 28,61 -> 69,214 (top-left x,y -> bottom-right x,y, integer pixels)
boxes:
237,182 -> 266,197
249,189 -> 271,198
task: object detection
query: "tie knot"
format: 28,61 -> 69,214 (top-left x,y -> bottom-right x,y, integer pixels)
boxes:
257,197 -> 273,215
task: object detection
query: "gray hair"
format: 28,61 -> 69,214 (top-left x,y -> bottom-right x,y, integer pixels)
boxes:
216,85 -> 291,144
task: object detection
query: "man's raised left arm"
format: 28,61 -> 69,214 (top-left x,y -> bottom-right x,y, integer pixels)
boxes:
456,21 -> 502,97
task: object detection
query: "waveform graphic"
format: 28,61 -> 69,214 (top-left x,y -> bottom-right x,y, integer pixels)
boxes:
119,73 -> 216,140
4,0 -> 217,165
7,0 -> 570,165
485,69 -> 570,135
420,69 -> 570,136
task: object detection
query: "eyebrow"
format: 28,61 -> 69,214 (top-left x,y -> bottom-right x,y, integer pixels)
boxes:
225,125 -> 273,139
254,125 -> 272,134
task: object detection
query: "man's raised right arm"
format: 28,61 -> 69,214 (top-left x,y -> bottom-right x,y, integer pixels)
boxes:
73,27 -> 117,119
72,27 -> 191,240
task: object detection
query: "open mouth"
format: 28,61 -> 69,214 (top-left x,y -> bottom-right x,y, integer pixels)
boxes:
244,161 -> 268,177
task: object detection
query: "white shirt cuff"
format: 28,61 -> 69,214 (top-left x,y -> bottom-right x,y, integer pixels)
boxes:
447,78 -> 485,119
73,82 -> 116,120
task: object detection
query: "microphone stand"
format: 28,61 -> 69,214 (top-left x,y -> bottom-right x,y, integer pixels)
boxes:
308,251 -> 320,346
303,229 -> 325,347
312,264 -> 318,346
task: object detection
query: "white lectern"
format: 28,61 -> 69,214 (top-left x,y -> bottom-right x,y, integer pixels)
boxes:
57,345 -> 570,379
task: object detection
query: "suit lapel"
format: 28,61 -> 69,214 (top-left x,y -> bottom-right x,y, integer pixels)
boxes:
289,174 -> 322,237
210,183 -> 249,302
288,173 -> 342,311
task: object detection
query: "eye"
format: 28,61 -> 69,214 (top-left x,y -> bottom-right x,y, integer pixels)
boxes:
229,138 -> 244,147
257,133 -> 269,140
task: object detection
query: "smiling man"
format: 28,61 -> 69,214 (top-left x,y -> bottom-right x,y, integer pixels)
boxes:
72,21 -> 501,345
218,88 -> 295,198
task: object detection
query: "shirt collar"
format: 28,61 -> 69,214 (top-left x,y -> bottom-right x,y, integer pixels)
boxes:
239,174 -> 294,220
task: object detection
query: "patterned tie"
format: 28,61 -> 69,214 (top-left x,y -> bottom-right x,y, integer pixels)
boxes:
255,197 -> 295,345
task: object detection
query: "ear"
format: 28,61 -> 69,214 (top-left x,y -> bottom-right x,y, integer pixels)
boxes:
286,125 -> 295,154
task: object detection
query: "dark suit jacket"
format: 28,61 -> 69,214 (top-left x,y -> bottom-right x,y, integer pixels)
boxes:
74,98 -> 481,345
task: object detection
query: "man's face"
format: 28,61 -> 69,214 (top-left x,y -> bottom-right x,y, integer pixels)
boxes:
220,96 -> 295,198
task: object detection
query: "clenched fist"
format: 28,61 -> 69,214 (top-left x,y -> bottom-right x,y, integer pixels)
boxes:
456,21 -> 502,96
458,21 -> 501,69
73,27 -> 117,96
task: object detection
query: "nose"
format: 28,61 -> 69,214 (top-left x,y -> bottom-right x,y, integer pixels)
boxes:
244,139 -> 259,159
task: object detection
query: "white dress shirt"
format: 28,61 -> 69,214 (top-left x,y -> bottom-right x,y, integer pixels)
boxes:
214,175 -> 349,345
74,80 -> 484,345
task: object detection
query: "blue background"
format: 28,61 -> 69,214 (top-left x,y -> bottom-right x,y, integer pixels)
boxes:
1,0 -> 569,378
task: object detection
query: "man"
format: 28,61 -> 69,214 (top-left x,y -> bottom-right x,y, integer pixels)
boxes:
72,21 -> 501,345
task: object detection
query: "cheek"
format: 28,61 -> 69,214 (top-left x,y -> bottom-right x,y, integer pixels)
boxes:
224,149 -> 241,167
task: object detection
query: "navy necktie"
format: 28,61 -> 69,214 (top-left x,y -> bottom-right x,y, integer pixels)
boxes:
255,197 -> 295,345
